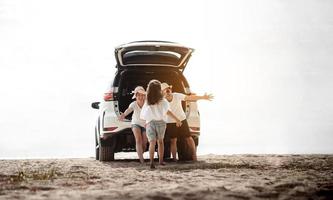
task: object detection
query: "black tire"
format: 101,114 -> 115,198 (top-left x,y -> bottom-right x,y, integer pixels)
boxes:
177,137 -> 193,161
193,136 -> 199,147
95,128 -> 99,160
99,145 -> 115,161
96,146 -> 99,160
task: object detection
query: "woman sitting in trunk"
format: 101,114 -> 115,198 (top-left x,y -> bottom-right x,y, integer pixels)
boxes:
119,86 -> 148,164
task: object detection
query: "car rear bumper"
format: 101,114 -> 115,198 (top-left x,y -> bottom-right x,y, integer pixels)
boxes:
100,128 -> 132,144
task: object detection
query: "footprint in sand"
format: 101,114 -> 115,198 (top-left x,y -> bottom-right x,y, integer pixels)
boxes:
226,193 -> 250,200
122,182 -> 135,187
274,182 -> 305,192
255,191 -> 279,198
247,185 -> 264,192
147,194 -> 172,200
67,165 -> 90,178
29,186 -> 55,192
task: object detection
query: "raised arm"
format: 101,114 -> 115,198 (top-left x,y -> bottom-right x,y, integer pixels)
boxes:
184,93 -> 214,101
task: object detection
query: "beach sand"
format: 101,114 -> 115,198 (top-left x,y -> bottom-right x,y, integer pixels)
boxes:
0,154 -> 332,199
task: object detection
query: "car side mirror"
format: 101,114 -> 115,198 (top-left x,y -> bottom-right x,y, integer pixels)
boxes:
91,102 -> 100,109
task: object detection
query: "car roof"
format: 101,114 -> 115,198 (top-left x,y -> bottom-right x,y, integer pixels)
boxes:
116,41 -> 189,49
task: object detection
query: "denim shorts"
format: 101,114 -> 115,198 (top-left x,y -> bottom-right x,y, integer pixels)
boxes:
131,124 -> 146,133
146,120 -> 167,142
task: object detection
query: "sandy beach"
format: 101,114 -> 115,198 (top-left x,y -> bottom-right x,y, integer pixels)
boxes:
0,154 -> 332,200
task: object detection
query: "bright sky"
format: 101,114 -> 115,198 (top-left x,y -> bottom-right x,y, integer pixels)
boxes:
1,0 -> 333,158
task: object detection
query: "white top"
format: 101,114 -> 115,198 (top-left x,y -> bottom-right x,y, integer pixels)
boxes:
128,101 -> 145,127
166,93 -> 187,123
140,98 -> 170,123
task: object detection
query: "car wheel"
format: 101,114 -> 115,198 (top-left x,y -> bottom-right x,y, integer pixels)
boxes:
99,137 -> 116,161
193,136 -> 199,147
95,128 -> 99,160
177,137 -> 193,161
99,145 -> 115,161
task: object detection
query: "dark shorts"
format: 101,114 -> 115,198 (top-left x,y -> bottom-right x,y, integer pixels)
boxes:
165,120 -> 191,139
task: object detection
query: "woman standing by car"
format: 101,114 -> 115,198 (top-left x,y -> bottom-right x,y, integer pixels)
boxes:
119,86 -> 148,164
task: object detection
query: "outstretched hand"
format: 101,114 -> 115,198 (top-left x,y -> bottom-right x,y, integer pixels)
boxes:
203,93 -> 214,101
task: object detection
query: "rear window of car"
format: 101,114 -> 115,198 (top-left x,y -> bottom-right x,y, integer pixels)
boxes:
123,50 -> 181,66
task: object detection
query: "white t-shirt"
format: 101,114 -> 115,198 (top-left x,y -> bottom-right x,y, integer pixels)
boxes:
140,98 -> 170,123
166,93 -> 187,123
128,101 -> 145,127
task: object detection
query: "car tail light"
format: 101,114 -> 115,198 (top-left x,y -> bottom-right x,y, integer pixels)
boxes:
103,127 -> 118,132
104,87 -> 116,101
104,92 -> 113,101
190,127 -> 200,132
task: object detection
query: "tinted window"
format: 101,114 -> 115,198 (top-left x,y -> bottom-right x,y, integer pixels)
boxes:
123,51 -> 181,66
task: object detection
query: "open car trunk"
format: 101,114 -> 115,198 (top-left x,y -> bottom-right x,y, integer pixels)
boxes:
115,41 -> 194,72
117,68 -> 189,117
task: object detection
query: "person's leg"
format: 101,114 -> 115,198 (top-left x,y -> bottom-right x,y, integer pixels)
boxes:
170,138 -> 177,161
156,121 -> 167,165
142,130 -> 148,153
132,126 -> 144,163
157,139 -> 165,165
166,123 -> 177,161
146,122 -> 157,169
186,136 -> 197,161
149,139 -> 156,168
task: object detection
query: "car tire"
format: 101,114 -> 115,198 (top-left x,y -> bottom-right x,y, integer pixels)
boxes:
177,137 -> 193,161
193,136 -> 199,147
99,145 -> 115,161
95,128 -> 99,160
96,146 -> 99,160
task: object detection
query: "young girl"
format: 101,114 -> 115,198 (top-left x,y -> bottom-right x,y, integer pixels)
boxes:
119,86 -> 148,164
140,80 -> 182,169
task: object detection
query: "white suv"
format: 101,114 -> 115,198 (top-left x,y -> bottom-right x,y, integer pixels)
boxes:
91,41 -> 200,161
